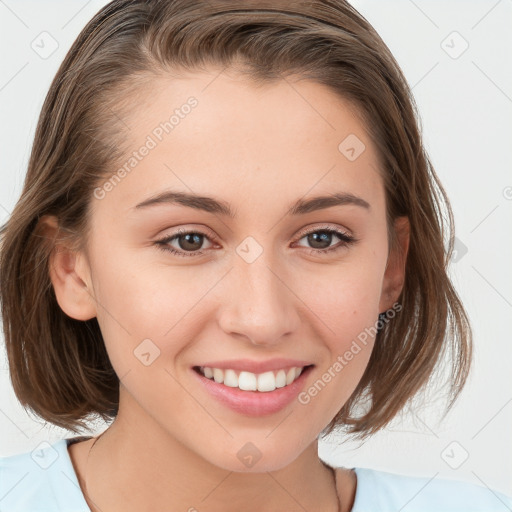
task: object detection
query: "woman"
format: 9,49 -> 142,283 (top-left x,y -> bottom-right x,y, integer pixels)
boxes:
0,1 -> 510,510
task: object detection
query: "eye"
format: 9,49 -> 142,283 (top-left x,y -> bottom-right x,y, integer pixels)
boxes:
154,225 -> 357,258
293,225 -> 357,255
154,229 -> 216,257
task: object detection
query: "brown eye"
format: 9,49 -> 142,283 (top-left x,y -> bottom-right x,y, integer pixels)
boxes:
155,230 -> 215,257
294,227 -> 356,254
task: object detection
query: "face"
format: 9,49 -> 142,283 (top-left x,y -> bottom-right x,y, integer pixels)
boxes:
49,68 -> 408,472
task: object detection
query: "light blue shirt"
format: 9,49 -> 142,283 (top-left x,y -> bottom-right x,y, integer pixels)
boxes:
1,437 -> 511,511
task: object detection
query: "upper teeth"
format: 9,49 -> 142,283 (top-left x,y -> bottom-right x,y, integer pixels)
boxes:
200,366 -> 304,392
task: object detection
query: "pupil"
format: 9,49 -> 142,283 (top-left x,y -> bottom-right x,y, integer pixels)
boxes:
180,233 -> 203,251
308,231 -> 331,249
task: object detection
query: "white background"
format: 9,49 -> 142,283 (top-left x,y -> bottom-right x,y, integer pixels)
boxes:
1,0 -> 511,500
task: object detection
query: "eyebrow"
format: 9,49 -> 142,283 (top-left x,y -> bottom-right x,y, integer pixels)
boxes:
133,190 -> 370,217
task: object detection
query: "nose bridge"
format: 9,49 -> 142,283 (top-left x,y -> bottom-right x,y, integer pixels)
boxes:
218,244 -> 299,345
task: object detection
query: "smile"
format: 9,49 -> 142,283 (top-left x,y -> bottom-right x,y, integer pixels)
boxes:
191,363 -> 315,416
195,365 -> 306,392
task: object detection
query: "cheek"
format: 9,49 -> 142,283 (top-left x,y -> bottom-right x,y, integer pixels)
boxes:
294,269 -> 381,425
291,247 -> 385,404
89,245 -> 218,372
295,251 -> 386,344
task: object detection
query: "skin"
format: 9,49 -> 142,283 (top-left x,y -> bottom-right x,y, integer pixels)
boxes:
44,68 -> 409,512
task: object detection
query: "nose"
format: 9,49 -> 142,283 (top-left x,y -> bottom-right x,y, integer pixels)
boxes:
217,255 -> 300,347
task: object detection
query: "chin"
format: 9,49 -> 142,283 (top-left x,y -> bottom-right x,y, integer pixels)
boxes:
203,440 -> 306,474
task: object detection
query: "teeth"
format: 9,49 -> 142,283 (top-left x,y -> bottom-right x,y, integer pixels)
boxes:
224,369 -> 238,387
198,366 -> 307,392
258,371 -> 276,392
239,371 -> 257,391
275,369 -> 286,388
213,368 -> 224,383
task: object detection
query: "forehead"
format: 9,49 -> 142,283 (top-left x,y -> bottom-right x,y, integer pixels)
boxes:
94,69 -> 384,217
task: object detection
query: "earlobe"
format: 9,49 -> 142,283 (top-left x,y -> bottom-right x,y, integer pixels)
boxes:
41,215 -> 97,321
379,216 -> 410,313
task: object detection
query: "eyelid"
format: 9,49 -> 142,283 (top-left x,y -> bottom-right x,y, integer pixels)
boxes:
160,225 -> 220,244
293,223 -> 354,242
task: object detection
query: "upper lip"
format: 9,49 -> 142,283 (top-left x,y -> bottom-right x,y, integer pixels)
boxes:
195,358 -> 314,374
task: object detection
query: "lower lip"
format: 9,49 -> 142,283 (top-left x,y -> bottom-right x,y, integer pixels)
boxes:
192,366 -> 314,416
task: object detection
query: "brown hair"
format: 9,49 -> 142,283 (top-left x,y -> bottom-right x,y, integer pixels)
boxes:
0,0 -> 471,437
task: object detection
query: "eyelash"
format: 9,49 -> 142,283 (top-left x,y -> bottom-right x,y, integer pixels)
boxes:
154,225 -> 357,258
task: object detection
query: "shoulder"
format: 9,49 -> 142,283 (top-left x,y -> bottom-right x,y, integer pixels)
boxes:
0,437 -> 90,511
349,466 -> 512,512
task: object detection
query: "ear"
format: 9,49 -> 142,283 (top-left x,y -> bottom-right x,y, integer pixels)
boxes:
379,216 -> 410,313
39,215 -> 97,321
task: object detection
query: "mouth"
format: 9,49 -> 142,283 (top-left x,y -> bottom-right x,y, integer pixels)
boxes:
193,364 -> 313,392
191,364 -> 315,416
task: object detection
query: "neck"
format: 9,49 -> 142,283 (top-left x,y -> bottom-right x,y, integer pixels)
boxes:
81,391 -> 343,512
